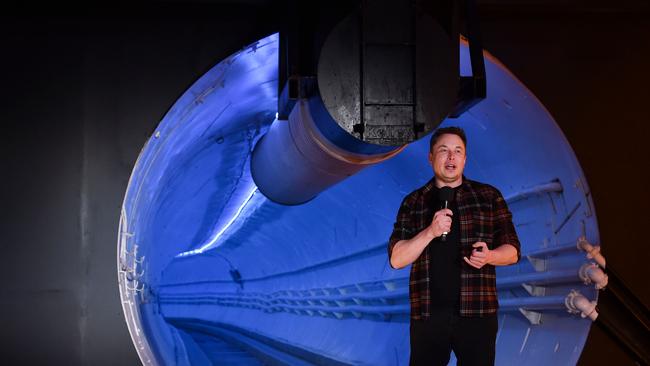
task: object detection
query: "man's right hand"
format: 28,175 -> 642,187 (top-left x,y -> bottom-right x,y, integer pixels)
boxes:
390,208 -> 453,269
429,208 -> 453,238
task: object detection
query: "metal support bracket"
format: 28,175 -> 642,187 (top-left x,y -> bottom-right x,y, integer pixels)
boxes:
522,283 -> 547,297
519,308 -> 543,325
527,254 -> 547,272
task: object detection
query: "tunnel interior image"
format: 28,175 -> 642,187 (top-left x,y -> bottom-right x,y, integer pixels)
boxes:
117,33 -> 601,365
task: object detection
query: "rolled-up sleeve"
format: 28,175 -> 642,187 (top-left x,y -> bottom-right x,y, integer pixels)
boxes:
492,189 -> 521,263
387,195 -> 416,268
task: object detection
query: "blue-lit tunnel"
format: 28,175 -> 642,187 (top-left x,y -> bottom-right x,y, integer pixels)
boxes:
118,33 -> 601,365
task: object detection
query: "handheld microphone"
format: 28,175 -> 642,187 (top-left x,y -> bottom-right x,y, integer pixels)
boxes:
438,186 -> 454,242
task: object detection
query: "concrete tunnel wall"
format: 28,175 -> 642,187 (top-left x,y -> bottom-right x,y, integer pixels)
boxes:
118,33 -> 600,365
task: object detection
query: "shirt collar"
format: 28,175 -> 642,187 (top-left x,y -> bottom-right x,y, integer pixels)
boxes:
424,175 -> 469,192
422,175 -> 470,202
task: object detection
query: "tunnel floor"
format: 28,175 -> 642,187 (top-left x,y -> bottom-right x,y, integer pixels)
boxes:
173,321 -> 264,365
170,318 -> 331,366
184,331 -> 262,365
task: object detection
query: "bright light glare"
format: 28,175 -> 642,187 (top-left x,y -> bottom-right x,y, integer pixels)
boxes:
176,185 -> 259,257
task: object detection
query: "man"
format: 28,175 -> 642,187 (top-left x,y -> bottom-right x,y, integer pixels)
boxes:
388,126 -> 520,366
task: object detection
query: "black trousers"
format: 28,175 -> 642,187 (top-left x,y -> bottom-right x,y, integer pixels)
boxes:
409,309 -> 498,366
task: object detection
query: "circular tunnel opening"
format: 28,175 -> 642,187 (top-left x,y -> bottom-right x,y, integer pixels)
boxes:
117,33 -> 600,365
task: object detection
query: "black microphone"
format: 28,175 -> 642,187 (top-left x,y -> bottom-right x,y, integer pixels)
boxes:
438,186 -> 454,242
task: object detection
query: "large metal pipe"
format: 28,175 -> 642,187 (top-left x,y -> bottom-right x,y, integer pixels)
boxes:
250,97 -> 404,205
252,0 -> 477,204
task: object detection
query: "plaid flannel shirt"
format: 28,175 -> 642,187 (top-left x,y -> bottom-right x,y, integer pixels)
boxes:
388,177 -> 521,319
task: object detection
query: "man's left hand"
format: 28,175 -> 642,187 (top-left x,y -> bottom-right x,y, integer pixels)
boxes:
463,242 -> 492,269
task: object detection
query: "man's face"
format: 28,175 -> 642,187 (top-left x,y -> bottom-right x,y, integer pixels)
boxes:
428,133 -> 467,185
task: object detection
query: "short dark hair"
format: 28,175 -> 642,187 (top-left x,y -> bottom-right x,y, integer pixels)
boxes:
429,126 -> 467,152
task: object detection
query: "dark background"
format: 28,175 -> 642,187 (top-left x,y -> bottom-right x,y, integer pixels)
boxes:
1,1 -> 648,365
